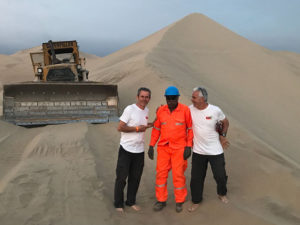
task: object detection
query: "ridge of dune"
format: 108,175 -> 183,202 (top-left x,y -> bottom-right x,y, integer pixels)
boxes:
274,51 -> 300,73
85,12 -> 300,165
88,23 -> 173,82
0,46 -> 41,84
154,13 -> 264,52
87,12 -> 300,165
144,13 -> 300,166
10,46 -> 42,57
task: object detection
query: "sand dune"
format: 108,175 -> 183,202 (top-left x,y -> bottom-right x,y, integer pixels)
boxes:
0,13 -> 299,225
0,121 -> 299,225
144,13 -> 300,165
0,122 -> 111,225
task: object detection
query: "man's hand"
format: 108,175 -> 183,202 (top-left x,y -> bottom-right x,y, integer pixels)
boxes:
148,146 -> 154,160
220,136 -> 230,149
183,146 -> 192,160
147,122 -> 154,128
137,125 -> 148,132
118,122 -> 150,133
215,121 -> 223,134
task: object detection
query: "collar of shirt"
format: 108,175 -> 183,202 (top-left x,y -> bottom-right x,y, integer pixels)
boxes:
161,103 -> 182,113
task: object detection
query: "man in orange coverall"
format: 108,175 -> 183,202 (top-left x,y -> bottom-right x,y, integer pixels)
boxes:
148,86 -> 193,213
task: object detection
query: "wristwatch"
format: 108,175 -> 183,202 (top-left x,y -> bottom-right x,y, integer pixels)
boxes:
220,133 -> 226,137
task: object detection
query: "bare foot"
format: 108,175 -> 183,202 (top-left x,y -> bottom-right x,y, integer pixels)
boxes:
131,205 -> 141,211
115,208 -> 124,213
218,195 -> 229,204
188,203 -> 200,212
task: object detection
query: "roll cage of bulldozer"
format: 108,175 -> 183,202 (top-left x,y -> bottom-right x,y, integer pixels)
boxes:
31,40 -> 89,82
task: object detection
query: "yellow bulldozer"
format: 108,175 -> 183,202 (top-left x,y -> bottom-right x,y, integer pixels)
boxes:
3,40 -> 119,125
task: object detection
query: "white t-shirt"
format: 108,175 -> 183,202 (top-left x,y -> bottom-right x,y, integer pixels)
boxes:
119,104 -> 149,153
189,104 -> 226,155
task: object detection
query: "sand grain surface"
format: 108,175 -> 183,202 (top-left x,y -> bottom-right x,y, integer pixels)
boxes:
0,13 -> 299,225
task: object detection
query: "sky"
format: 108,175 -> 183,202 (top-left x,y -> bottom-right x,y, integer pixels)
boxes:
0,0 -> 299,56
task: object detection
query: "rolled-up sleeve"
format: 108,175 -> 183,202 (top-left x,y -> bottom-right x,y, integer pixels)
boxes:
185,108 -> 193,147
150,110 -> 161,146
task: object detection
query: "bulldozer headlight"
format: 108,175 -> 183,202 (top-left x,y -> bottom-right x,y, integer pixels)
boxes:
37,68 -> 43,73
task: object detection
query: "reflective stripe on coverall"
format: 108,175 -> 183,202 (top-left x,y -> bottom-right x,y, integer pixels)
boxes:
150,103 -> 193,203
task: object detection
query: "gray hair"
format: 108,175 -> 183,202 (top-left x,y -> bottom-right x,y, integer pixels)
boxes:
193,86 -> 208,102
137,87 -> 151,98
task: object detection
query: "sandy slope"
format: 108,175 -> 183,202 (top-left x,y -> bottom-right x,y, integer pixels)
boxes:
0,122 -> 110,225
0,13 -> 299,225
0,121 -> 299,225
145,13 -> 300,166
0,47 -> 41,84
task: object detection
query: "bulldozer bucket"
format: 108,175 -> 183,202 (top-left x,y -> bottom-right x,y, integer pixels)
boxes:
3,82 -> 119,126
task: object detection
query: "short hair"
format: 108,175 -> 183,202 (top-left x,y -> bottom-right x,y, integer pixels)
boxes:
193,86 -> 208,102
137,87 -> 151,98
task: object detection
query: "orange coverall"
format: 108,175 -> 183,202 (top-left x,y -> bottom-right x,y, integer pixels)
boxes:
150,103 -> 193,203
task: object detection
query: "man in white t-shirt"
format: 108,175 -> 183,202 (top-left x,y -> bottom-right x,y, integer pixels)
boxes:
188,86 -> 230,212
114,87 -> 152,212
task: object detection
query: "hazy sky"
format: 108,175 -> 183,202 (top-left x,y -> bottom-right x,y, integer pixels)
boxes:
0,0 -> 299,56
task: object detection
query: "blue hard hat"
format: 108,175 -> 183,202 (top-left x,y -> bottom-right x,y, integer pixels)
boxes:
164,86 -> 180,96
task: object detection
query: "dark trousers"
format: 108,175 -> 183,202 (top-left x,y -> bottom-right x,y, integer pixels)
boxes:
190,152 -> 228,204
114,145 -> 144,208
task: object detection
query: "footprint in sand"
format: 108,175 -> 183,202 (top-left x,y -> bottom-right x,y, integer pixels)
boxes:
10,174 -> 29,184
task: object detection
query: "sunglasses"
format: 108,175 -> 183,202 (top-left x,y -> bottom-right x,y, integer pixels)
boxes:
166,95 -> 178,100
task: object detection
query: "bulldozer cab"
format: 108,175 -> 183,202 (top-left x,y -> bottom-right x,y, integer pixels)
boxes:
31,40 -> 87,82
43,40 -> 79,65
